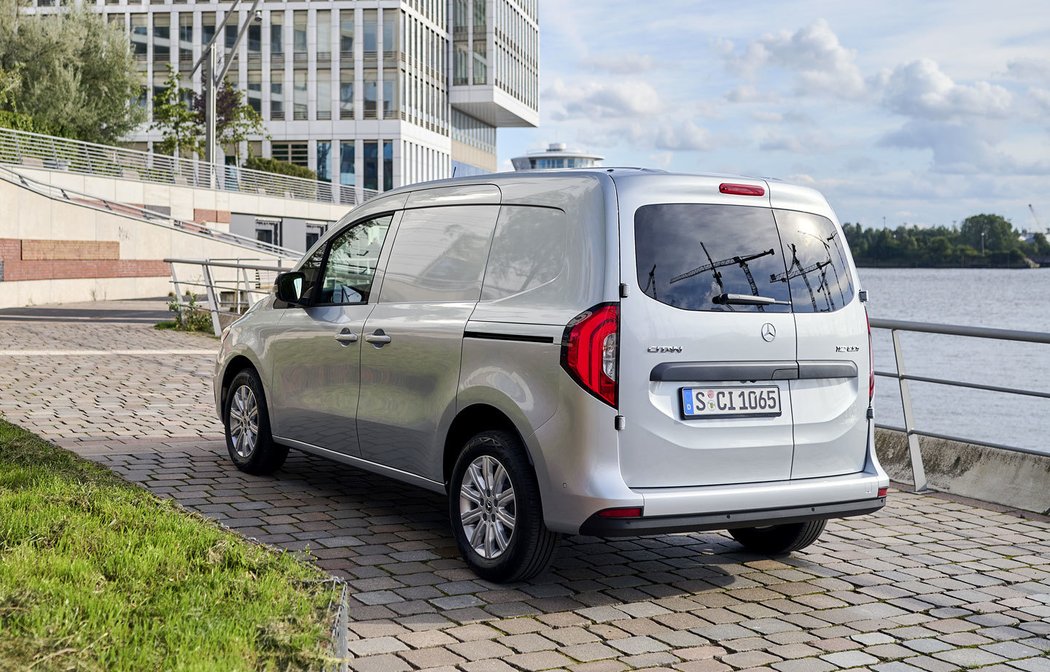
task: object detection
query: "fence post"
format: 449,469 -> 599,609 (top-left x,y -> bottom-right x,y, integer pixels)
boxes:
892,329 -> 928,492
200,262 -> 223,337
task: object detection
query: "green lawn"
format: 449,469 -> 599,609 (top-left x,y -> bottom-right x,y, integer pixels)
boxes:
0,420 -> 341,671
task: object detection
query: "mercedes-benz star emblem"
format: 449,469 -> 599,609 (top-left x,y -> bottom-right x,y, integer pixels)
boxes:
761,323 -> 776,342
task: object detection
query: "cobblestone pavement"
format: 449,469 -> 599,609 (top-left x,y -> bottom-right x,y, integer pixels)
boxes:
2,302 -> 1048,672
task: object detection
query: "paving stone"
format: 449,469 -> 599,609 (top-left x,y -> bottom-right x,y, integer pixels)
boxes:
5,304 -> 1049,672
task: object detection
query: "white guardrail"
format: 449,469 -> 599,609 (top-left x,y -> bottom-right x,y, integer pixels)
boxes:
165,257 -> 291,336
0,126 -> 378,206
0,164 -> 301,259
871,318 -> 1050,492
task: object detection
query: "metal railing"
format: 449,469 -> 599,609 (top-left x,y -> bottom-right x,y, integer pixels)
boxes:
165,258 -> 291,336
0,126 -> 378,206
0,164 -> 301,259
870,317 -> 1050,492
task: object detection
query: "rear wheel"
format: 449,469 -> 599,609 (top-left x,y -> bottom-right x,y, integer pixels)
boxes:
728,519 -> 827,555
448,430 -> 559,582
224,368 -> 288,475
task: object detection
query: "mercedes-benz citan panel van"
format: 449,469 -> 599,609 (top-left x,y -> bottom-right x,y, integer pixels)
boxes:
215,169 -> 888,582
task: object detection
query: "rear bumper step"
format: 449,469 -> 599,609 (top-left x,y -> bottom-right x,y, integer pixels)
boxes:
578,496 -> 885,537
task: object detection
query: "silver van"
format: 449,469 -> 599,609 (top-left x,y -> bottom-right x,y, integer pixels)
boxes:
215,169 -> 888,582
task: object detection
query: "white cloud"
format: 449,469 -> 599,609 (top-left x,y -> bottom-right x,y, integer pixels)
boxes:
647,120 -> 715,152
880,120 -> 1050,175
1029,87 -> 1050,113
880,59 -> 1013,119
1004,58 -> 1050,82
724,19 -> 866,98
544,78 -> 663,121
759,132 -> 838,153
580,51 -> 656,74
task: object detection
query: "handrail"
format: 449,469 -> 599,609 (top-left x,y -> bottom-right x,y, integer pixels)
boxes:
0,126 -> 379,206
0,164 -> 300,259
869,317 -> 1050,492
164,257 -> 290,336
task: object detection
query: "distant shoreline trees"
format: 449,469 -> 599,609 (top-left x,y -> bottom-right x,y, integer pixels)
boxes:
843,214 -> 1050,268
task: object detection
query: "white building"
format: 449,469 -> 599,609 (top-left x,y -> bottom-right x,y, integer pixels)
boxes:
28,0 -> 539,196
511,142 -> 603,170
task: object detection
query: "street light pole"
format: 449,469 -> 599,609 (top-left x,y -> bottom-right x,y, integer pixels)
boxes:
189,0 -> 262,180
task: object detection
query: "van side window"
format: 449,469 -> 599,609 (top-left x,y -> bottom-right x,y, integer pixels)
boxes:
316,214 -> 393,305
773,210 -> 855,312
635,204 -> 791,313
482,206 -> 566,300
379,205 -> 499,303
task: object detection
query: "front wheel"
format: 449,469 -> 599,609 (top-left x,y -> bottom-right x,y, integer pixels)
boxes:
729,519 -> 827,555
448,430 -> 559,582
224,368 -> 288,475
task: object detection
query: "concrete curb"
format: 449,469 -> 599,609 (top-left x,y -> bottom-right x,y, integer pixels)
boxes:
876,428 -> 1050,515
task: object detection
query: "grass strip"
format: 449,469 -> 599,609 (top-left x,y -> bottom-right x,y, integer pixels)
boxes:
0,419 -> 340,672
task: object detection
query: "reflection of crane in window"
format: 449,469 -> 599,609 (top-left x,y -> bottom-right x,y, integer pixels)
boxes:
798,229 -> 846,307
669,243 -> 775,310
770,243 -> 832,311
825,230 -> 855,297
643,264 -> 658,300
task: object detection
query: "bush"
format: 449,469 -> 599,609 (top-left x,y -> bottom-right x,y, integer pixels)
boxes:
244,155 -> 318,181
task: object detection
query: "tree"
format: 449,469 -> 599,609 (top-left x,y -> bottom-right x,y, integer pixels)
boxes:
959,214 -> 1016,253
192,79 -> 265,164
151,67 -> 203,158
0,0 -> 145,143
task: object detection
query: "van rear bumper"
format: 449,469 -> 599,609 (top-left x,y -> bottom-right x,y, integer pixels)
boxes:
579,495 -> 885,537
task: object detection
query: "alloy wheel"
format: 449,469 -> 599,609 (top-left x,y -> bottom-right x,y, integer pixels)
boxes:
459,454 -> 516,559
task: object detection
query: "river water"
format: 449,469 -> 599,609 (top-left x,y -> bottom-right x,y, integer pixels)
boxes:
860,268 -> 1050,455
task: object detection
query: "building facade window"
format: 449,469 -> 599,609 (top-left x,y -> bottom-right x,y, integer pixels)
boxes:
317,140 -> 331,182
271,69 -> 284,120
317,69 -> 331,121
340,141 -> 355,186
383,140 -> 393,191
339,10 -> 353,58
293,69 -> 307,120
153,13 -> 170,64
339,69 -> 353,120
270,12 -> 283,55
316,10 -> 331,62
363,140 -> 378,191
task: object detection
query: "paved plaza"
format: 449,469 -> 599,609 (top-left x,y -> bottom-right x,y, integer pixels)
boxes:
1,301 -> 1048,672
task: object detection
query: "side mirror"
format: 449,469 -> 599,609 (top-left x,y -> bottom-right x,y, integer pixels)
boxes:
274,271 -> 308,306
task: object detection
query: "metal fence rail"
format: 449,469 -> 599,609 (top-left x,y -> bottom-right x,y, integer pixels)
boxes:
870,317 -> 1050,492
165,258 -> 290,336
0,126 -> 378,206
1,164 -> 301,259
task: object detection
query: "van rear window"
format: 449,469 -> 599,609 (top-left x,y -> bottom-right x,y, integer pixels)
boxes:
772,210 -> 855,312
634,204 -> 792,313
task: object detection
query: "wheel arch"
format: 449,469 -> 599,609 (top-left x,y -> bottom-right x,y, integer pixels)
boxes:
219,354 -> 260,418
443,403 -> 534,488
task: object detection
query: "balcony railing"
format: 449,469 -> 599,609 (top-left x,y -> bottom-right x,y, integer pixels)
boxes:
0,126 -> 378,207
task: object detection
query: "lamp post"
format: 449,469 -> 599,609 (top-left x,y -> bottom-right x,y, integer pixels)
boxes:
189,0 -> 263,183
981,230 -> 986,256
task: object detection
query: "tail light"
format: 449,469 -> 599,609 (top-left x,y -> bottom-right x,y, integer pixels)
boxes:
865,308 -> 874,402
561,303 -> 619,407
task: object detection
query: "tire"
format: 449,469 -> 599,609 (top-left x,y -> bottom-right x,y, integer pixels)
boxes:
448,430 -> 559,582
728,519 -> 827,555
223,368 -> 288,475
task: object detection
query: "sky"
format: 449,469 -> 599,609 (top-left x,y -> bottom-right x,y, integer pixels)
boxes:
497,1 -> 1050,231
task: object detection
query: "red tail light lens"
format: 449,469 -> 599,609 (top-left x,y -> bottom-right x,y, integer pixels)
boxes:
561,303 -> 619,407
865,308 -> 874,402
719,182 -> 765,197
597,507 -> 642,519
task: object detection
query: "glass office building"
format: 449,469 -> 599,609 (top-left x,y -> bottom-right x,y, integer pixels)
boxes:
29,0 -> 539,194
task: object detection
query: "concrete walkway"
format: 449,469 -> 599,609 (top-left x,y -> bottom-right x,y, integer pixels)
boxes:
1,301 -> 1048,672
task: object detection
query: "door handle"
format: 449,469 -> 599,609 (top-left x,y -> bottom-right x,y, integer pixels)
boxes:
334,328 -> 358,345
365,329 -> 391,346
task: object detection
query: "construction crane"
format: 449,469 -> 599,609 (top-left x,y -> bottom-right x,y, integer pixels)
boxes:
670,244 -> 775,295
642,264 -> 657,300
1030,204 -> 1044,233
798,230 -> 846,307
770,244 -> 831,312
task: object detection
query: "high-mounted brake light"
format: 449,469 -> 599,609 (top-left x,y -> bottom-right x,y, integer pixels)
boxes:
719,183 -> 765,197
865,308 -> 874,402
561,303 -> 619,407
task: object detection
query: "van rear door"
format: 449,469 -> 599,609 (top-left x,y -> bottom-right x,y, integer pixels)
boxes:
616,176 -> 798,488
770,203 -> 870,479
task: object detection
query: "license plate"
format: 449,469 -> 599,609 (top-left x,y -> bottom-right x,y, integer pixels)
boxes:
680,386 -> 781,419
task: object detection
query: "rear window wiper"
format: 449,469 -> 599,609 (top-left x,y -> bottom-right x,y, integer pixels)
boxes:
713,293 -> 791,306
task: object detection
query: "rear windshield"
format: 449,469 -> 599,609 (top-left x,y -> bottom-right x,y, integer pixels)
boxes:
634,204 -> 792,313
772,209 -> 855,312
634,204 -> 855,313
